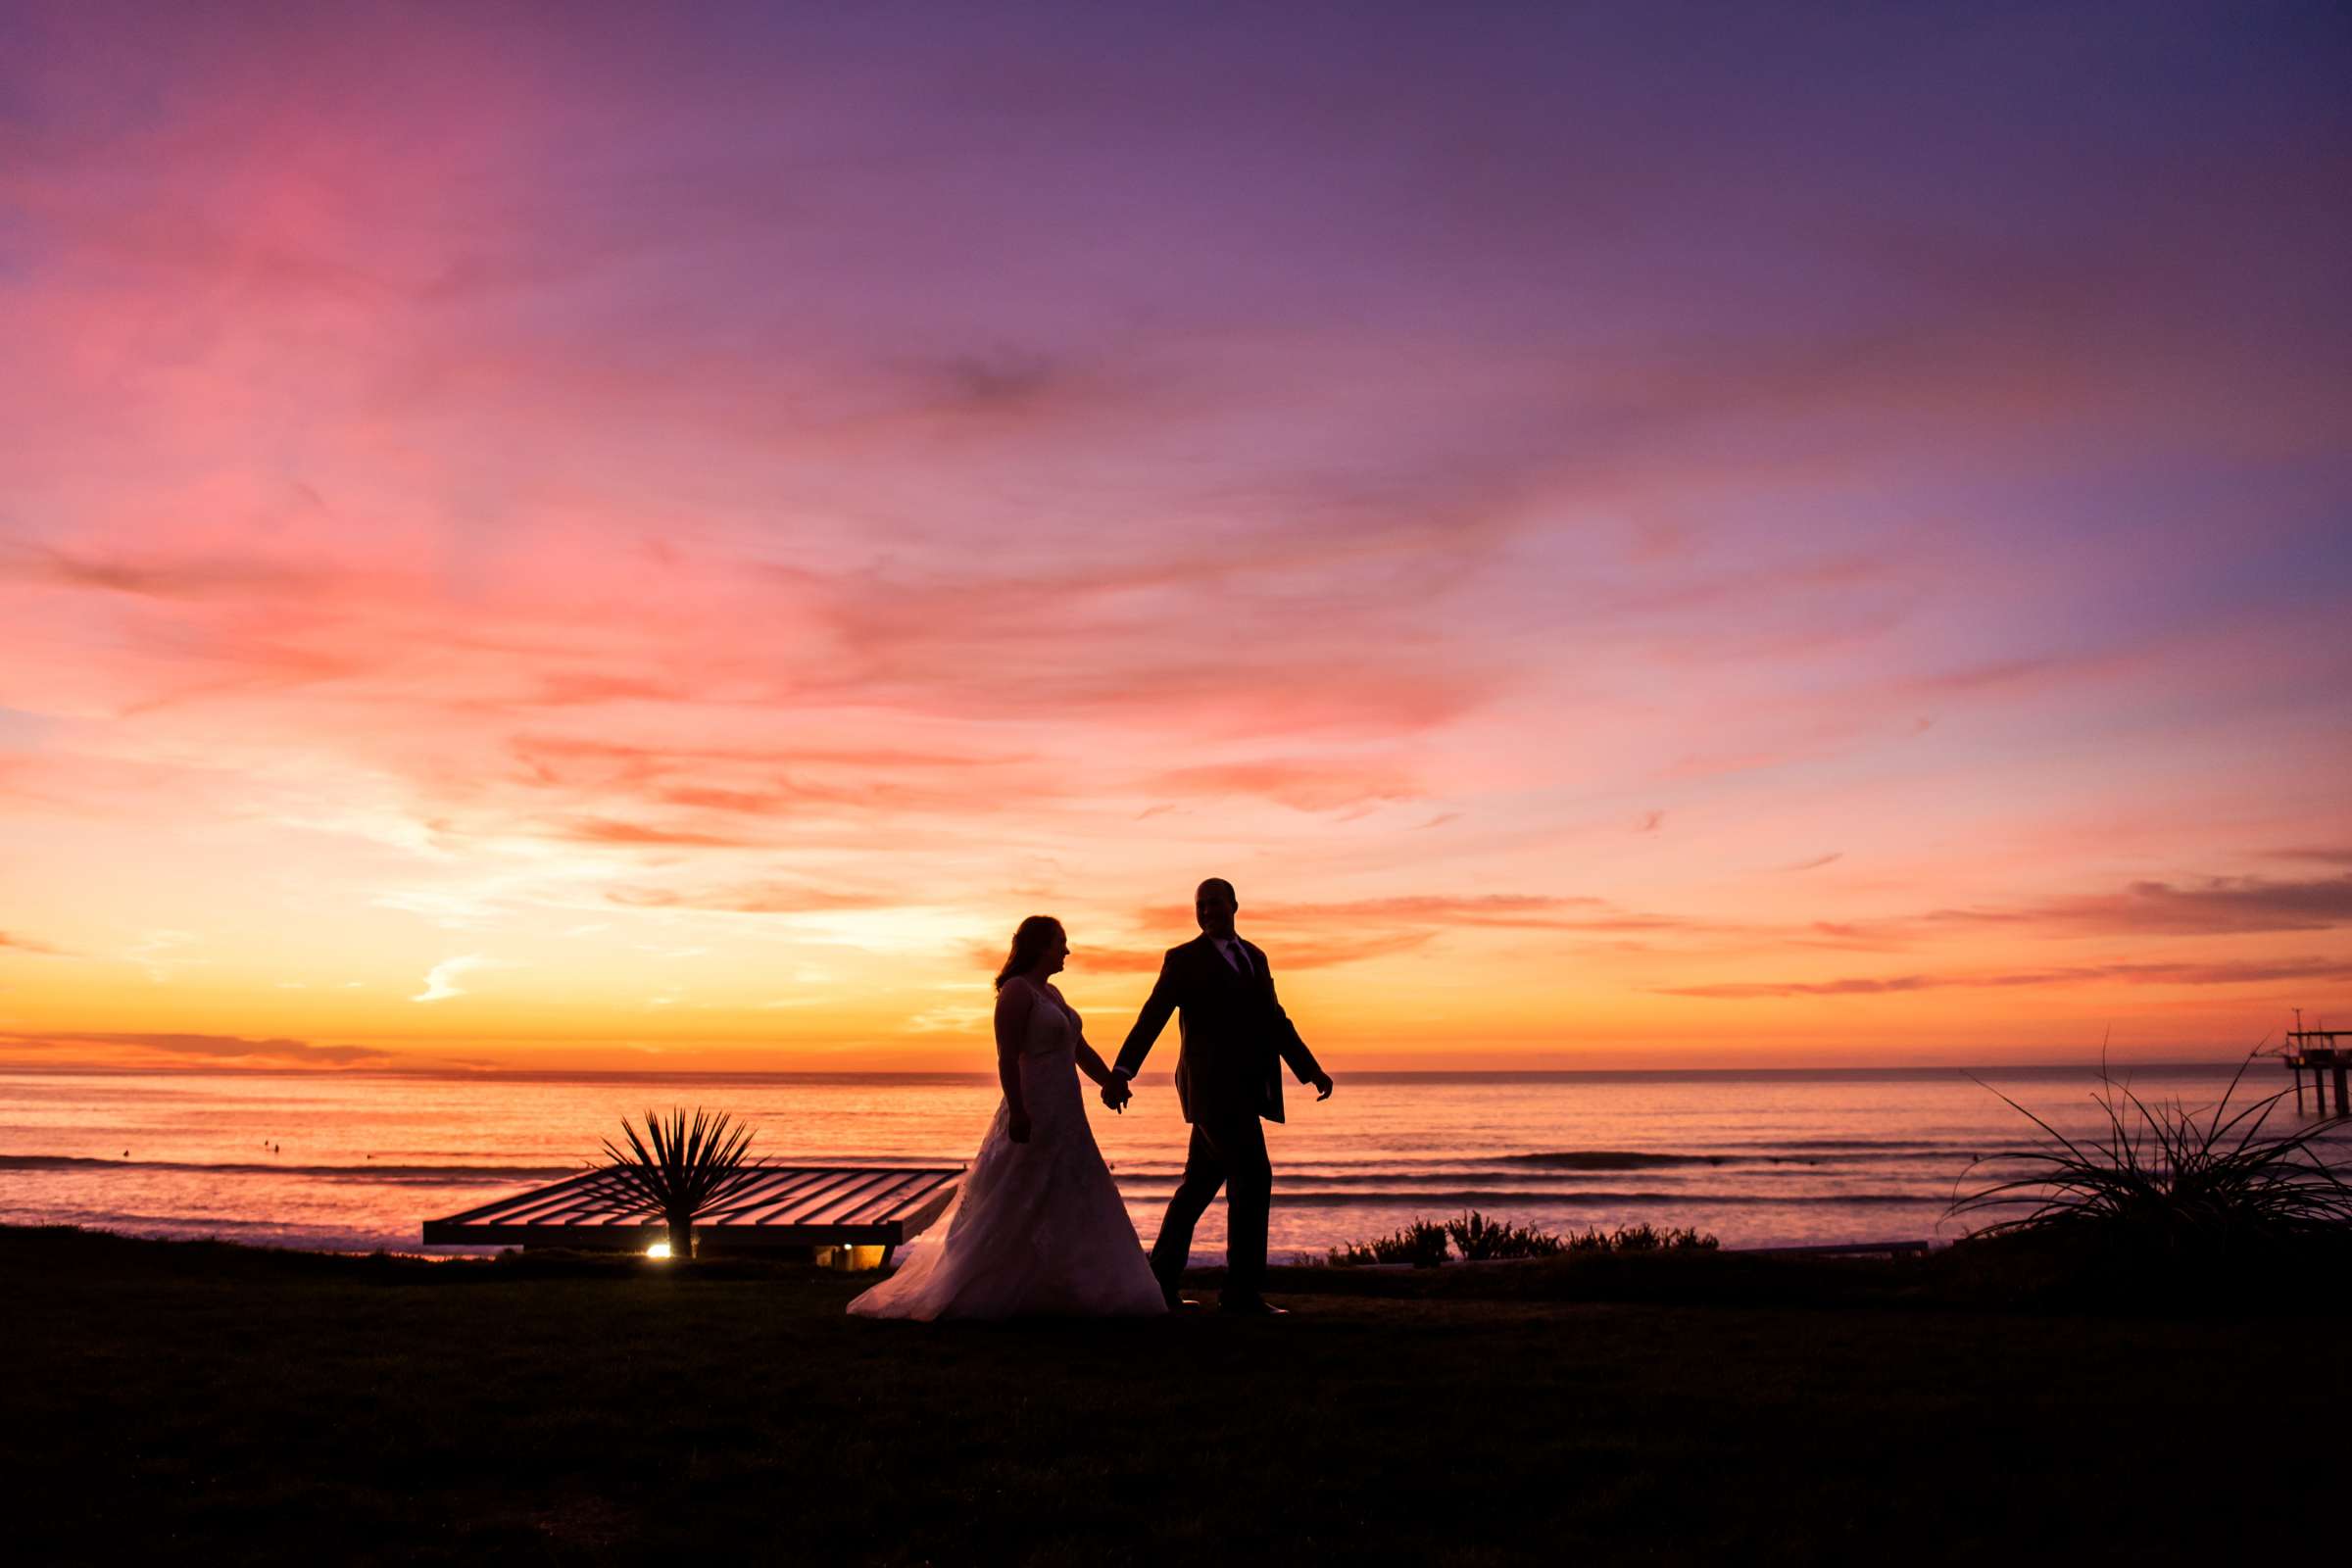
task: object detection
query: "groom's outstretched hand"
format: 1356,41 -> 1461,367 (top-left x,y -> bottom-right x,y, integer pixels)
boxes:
1101,1073 -> 1133,1113
1310,1071 -> 1335,1102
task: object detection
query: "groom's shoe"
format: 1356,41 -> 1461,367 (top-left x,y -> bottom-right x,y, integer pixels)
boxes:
1164,1294 -> 1203,1312
1218,1297 -> 1288,1317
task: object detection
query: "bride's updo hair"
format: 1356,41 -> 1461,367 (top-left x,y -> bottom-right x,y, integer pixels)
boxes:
994,915 -> 1064,991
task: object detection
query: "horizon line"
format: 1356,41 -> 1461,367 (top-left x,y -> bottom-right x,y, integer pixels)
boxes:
0,1059 -> 2270,1081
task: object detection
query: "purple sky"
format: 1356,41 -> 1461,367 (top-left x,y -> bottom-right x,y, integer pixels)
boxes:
2,2 -> 2348,1067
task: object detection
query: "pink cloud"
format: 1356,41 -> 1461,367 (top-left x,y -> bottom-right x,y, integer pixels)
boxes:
607,881 -> 901,914
970,928 -> 1438,975
1661,956 -> 2352,1000
1933,875 -> 2352,938
1145,759 -> 1423,812
544,817 -> 764,849
0,1031 -> 393,1068
0,932 -> 67,956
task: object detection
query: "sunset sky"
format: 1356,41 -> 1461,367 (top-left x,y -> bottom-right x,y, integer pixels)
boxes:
3,3 -> 2348,1072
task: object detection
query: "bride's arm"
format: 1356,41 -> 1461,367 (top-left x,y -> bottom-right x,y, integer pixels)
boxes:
994,984 -> 1033,1143
1073,1038 -> 1115,1088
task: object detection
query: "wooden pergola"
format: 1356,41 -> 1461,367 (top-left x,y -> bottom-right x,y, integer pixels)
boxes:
421,1163 -> 960,1265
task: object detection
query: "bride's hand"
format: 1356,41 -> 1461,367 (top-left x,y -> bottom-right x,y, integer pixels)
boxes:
1007,1109 -> 1033,1144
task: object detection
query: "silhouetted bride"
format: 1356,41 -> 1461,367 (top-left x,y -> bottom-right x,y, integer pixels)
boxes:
848,915 -> 1166,1320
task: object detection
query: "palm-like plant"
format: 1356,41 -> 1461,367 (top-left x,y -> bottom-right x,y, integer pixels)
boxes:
597,1107 -> 767,1260
1949,1056 -> 2352,1261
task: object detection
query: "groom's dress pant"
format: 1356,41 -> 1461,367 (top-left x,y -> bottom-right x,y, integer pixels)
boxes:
1151,1112 -> 1272,1304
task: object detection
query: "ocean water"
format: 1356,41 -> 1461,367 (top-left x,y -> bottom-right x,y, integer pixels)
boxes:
3,1063 -> 2340,1259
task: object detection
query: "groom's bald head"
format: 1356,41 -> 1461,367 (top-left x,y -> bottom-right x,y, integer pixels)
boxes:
1195,878 -> 1238,938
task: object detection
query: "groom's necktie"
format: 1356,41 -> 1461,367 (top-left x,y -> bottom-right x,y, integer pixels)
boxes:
1219,940 -> 1248,975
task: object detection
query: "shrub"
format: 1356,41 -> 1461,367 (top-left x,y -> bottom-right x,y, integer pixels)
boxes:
1947,1055 -> 2352,1263
1446,1209 -> 1567,1260
1566,1222 -> 1719,1253
1326,1217 -> 1454,1268
1326,1214 -> 1718,1266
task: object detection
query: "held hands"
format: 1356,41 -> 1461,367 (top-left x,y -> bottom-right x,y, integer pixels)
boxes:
1310,1070 -> 1335,1102
1008,1108 -> 1033,1144
1100,1073 -> 1134,1114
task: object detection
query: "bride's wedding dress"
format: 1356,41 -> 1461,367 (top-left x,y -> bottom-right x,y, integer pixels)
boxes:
849,977 -> 1167,1320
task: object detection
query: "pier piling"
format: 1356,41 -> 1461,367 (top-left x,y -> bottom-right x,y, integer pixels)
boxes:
2278,1024 -> 2352,1118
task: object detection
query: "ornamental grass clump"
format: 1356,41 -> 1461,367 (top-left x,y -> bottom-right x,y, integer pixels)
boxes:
1446,1210 -> 1567,1260
1566,1222 -> 1719,1253
1947,1056 -> 2352,1265
1327,1217 -> 1453,1268
598,1106 -> 767,1261
1325,1213 -> 1716,1266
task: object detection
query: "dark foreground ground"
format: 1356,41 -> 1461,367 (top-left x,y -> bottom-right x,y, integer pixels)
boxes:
8,1226 -> 2345,1565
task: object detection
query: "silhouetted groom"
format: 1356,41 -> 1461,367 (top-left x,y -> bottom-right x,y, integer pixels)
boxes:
1103,877 -> 1334,1314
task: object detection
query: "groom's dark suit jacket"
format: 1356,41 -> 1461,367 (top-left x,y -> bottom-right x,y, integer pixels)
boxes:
1114,934 -> 1323,1124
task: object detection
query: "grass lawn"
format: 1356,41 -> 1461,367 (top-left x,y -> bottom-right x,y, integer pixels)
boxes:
8,1225 -> 2342,1564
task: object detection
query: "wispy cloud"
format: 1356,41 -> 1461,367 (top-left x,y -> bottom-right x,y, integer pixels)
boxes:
1933,875 -> 2352,938
124,930 -> 202,982
1078,892 -> 1725,976
1242,894 -> 1705,937
905,1002 -> 995,1034
413,955 -> 501,1004
1144,759 -> 1422,812
2270,848 -> 2352,867
0,931 -> 66,956
544,817 -> 765,849
608,881 -> 900,914
1050,929 -> 1444,975
10,545 -> 331,603
1661,956 -> 2352,1000
0,1031 -> 394,1067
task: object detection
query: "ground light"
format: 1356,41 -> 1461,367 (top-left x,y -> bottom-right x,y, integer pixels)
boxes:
815,1244 -> 888,1272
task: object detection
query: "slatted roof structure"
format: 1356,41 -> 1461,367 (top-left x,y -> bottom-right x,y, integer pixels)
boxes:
420,1163 -> 961,1255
